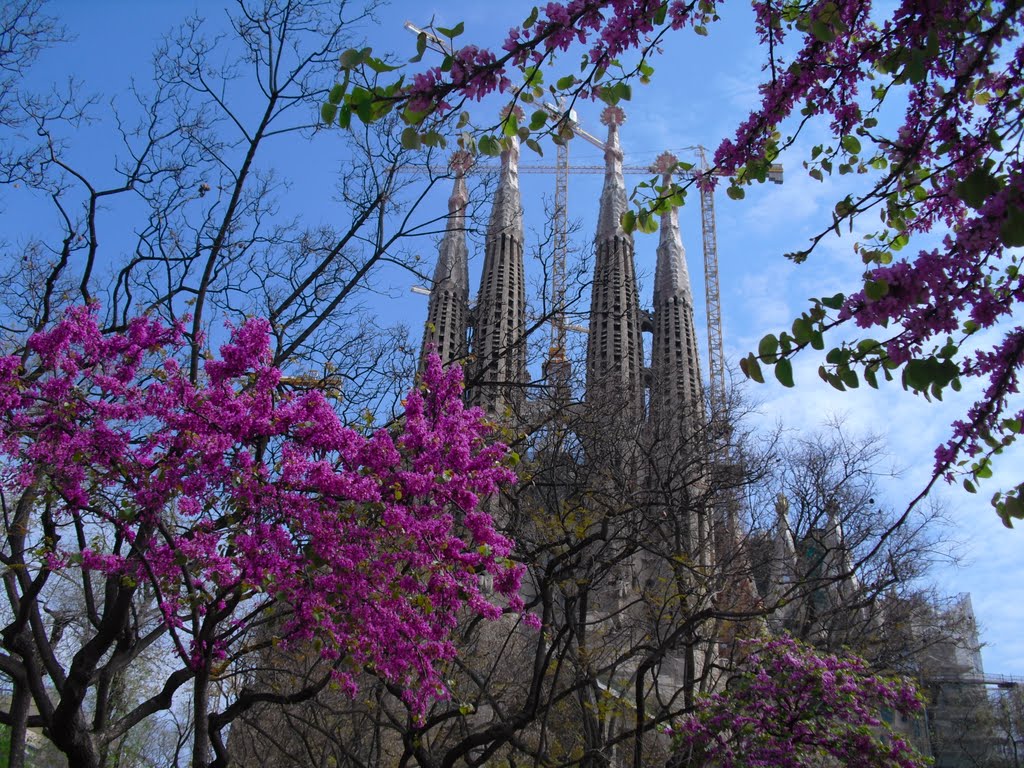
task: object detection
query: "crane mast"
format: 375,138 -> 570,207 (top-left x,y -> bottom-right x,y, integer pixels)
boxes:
695,146 -> 726,421
544,129 -> 572,396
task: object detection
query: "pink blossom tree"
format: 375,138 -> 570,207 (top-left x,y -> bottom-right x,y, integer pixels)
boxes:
669,636 -> 927,768
326,0 -> 1024,525
0,306 -> 527,768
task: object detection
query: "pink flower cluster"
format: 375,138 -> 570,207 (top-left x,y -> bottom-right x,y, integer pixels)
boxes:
0,306 -> 528,715
407,0 -> 713,114
671,637 -> 925,768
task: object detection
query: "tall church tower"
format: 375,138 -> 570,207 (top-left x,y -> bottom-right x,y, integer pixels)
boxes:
420,151 -> 472,369
468,135 -> 527,414
585,106 -> 645,424
648,152 -> 704,429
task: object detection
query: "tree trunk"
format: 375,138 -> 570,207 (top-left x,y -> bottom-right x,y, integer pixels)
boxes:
192,666 -> 210,768
7,682 -> 29,768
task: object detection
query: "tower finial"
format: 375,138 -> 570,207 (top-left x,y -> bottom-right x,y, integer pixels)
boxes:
600,105 -> 626,127
449,149 -> 473,177
499,104 -> 525,123
653,151 -> 679,180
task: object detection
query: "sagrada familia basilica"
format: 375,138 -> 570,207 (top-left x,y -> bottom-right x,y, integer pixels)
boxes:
420,106 -> 702,434
416,105 -> 861,693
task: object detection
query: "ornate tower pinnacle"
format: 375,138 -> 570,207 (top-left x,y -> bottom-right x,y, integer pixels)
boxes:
420,151 -> 472,369
595,106 -> 628,243
585,107 -> 645,422
469,136 -> 527,414
648,150 -> 703,428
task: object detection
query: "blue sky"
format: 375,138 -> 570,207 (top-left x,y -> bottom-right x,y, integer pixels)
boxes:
12,1 -> 1023,676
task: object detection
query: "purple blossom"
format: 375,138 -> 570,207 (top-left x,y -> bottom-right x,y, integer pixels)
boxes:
0,306 -> 530,717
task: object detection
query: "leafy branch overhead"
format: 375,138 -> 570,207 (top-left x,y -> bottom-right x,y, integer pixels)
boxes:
324,0 -> 1024,524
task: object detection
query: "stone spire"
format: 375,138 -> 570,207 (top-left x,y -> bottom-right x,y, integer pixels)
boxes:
585,106 -> 645,422
767,492 -> 799,632
824,499 -> 861,599
420,151 -> 472,369
468,131 -> 527,414
648,152 -> 703,428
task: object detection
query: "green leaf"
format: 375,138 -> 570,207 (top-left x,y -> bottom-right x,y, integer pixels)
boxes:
841,135 -> 861,154
524,6 -> 539,27
366,57 -> 401,74
864,279 -> 889,301
1000,203 -> 1024,247
478,135 -> 500,156
811,19 -> 836,42
320,103 -> 337,124
759,334 -> 779,361
529,110 -> 548,131
904,48 -> 927,83
328,83 -> 346,105
792,316 -> 812,345
556,74 -> 577,90
903,358 -> 931,392
436,22 -> 464,37
775,357 -> 794,387
637,211 -> 658,233
740,354 -> 765,384
354,98 -> 373,124
726,185 -> 745,200
999,494 -> 1024,528
525,138 -> 544,156
823,370 -> 846,391
821,293 -> 845,310
411,32 -> 427,63
421,131 -> 446,148
864,365 -> 878,389
339,48 -> 362,69
337,104 -> 352,129
400,127 -> 421,150
956,165 -> 1002,209
621,210 -> 636,233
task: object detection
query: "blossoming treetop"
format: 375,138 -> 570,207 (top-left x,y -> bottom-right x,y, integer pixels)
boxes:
0,306 -> 527,768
